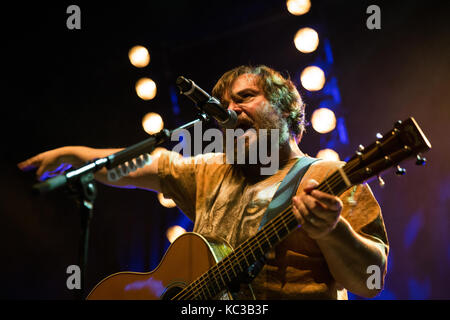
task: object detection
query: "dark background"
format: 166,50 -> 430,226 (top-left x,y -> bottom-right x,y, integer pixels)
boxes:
2,0 -> 449,299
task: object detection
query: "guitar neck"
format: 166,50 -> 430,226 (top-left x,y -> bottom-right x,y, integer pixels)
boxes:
173,166 -> 351,300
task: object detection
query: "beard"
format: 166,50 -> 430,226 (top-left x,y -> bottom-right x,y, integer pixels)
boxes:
222,103 -> 290,166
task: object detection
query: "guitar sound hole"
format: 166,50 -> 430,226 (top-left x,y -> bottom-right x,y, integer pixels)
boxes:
161,284 -> 185,300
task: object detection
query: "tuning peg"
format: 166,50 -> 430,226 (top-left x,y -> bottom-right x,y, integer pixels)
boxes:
395,165 -> 407,176
415,154 -> 427,166
358,144 -> 365,151
377,175 -> 386,187
394,120 -> 402,128
376,133 -> 383,139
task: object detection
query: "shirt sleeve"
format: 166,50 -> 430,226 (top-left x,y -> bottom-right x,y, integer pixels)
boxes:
157,150 -> 198,221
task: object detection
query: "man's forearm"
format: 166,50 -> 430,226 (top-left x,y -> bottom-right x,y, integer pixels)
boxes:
61,146 -> 162,192
316,216 -> 387,298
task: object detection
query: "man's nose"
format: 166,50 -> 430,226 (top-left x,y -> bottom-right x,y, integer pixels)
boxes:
228,101 -> 243,115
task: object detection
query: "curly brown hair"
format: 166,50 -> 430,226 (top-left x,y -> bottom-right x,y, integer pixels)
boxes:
212,65 -> 306,138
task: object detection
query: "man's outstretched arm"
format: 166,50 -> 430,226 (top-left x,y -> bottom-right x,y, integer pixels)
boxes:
18,146 -> 162,192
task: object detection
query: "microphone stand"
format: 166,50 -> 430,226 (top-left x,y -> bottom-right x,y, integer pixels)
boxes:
32,113 -> 210,299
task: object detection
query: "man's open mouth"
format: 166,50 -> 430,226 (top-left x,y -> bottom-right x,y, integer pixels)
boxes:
236,124 -> 252,131
235,118 -> 255,131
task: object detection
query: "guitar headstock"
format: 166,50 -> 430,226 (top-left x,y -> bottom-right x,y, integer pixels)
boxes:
344,117 -> 431,186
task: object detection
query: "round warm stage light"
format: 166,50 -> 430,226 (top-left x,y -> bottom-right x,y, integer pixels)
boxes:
128,45 -> 150,68
311,108 -> 336,133
136,77 -> 157,100
142,112 -> 164,135
158,193 -> 177,208
316,148 -> 340,161
166,225 -> 186,243
294,27 -> 319,53
300,66 -> 325,91
286,0 -> 311,16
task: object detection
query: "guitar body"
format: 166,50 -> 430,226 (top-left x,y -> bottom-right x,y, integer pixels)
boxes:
87,232 -> 234,300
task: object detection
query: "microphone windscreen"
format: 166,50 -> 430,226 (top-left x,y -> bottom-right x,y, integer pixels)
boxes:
176,76 -> 191,92
221,109 -> 238,129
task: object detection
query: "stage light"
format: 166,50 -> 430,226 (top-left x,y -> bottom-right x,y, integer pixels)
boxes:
158,193 -> 177,208
300,66 -> 326,91
294,27 -> 319,53
128,45 -> 150,68
142,112 -> 164,135
316,148 -> 340,161
166,225 -> 186,243
136,77 -> 157,100
311,107 -> 336,133
286,0 -> 311,16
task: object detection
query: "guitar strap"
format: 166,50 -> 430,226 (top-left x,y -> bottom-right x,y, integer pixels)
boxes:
258,156 -> 320,230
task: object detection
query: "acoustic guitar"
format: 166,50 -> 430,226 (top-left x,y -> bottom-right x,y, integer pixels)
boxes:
87,117 -> 431,300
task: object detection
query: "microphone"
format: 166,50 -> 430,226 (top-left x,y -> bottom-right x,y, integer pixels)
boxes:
176,76 -> 237,129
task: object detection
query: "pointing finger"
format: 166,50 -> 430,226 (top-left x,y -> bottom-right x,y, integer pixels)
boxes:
17,156 -> 40,172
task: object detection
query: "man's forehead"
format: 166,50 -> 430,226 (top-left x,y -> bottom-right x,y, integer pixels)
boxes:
231,73 -> 260,92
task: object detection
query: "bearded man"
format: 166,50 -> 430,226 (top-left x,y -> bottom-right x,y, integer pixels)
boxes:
18,65 -> 389,299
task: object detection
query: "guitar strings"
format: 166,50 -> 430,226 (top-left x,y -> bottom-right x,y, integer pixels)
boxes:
173,161 -> 360,300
